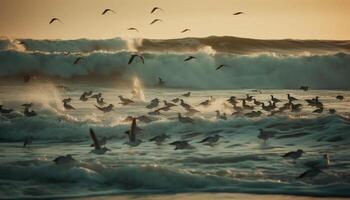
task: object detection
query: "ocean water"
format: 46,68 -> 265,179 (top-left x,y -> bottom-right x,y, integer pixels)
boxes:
0,37 -> 350,199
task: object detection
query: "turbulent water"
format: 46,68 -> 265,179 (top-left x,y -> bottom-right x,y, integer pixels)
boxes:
0,36 -> 350,199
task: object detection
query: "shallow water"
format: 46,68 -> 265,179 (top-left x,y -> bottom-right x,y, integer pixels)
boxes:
0,82 -> 350,199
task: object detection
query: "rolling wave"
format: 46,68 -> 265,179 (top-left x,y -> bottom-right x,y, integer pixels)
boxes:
0,50 -> 349,89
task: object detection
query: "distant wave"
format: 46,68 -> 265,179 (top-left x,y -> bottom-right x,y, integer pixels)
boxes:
0,50 -> 350,89
1,36 -> 350,55
138,36 -> 350,55
0,37 -> 128,53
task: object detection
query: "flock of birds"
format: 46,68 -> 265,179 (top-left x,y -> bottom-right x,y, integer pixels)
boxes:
2,5 -> 348,182
16,7 -> 243,73
1,85 -> 347,180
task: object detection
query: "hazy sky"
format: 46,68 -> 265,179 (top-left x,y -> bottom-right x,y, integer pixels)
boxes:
1,0 -> 350,40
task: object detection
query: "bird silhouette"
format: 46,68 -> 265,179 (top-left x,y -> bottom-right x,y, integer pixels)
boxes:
150,19 -> 162,25
49,18 -> 62,24
102,9 -> 115,15
151,7 -> 163,14
128,54 -> 145,65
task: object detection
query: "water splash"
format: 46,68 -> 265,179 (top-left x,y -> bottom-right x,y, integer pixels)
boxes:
131,76 -> 145,102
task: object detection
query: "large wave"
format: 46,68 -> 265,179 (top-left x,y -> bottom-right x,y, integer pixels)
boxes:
0,50 -> 350,89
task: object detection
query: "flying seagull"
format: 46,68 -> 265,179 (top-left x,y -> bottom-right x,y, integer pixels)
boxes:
102,9 -> 115,15
184,56 -> 196,61
73,57 -> 83,65
151,7 -> 163,14
233,12 -> 244,16
49,18 -> 62,24
181,29 -> 191,33
150,19 -> 162,25
89,128 -> 110,154
216,64 -> 227,70
128,54 -> 145,65
127,27 -> 139,32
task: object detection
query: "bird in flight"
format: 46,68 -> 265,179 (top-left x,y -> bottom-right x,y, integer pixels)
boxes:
49,18 -> 62,24
151,7 -> 163,14
127,27 -> 139,32
128,54 -> 145,65
233,12 -> 245,16
73,57 -> 83,65
184,56 -> 196,61
102,9 -> 115,15
150,19 -> 162,25
216,64 -> 227,70
181,29 -> 191,33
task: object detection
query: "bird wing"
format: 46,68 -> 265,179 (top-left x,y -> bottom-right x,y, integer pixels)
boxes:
73,57 -> 82,64
181,29 -> 190,33
128,55 -> 136,65
138,55 -> 145,64
130,118 -> 137,142
150,19 -> 161,24
216,65 -> 225,70
90,128 -> 101,150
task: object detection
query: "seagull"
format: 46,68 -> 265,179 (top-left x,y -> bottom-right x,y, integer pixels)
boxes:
151,7 -> 163,14
164,100 -> 177,107
287,94 -> 298,101
63,102 -> 75,110
300,86 -> 309,91
169,140 -> 194,150
89,128 -> 110,154
53,155 -> 77,165
184,56 -> 196,61
216,64 -> 227,70
336,95 -> 344,100
73,57 -> 83,65
49,18 -> 62,24
199,99 -> 211,107
271,95 -> 281,103
102,9 -> 115,15
96,97 -> 106,106
80,93 -> 89,102
95,104 -> 113,112
329,108 -> 336,114
253,99 -> 262,106
62,97 -> 72,104
149,133 -> 170,145
182,92 -> 191,97
172,98 -> 180,103
127,27 -> 139,32
180,99 -> 192,110
128,54 -> 144,65
150,19 -> 162,25
158,77 -> 165,86
181,29 -> 191,33
245,94 -> 254,102
125,118 -> 142,147
178,113 -> 194,123
257,129 -> 275,142
282,149 -> 304,160
233,12 -> 244,15
0,105 -> 13,114
198,134 -> 222,145
242,99 -> 254,110
24,107 -> 37,117
118,95 -> 134,105
297,168 -> 322,179
23,74 -> 36,83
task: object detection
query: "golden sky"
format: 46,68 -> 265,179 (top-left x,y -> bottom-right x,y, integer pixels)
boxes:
0,0 -> 349,40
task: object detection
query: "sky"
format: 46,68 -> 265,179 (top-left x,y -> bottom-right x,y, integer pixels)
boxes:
0,0 -> 350,40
